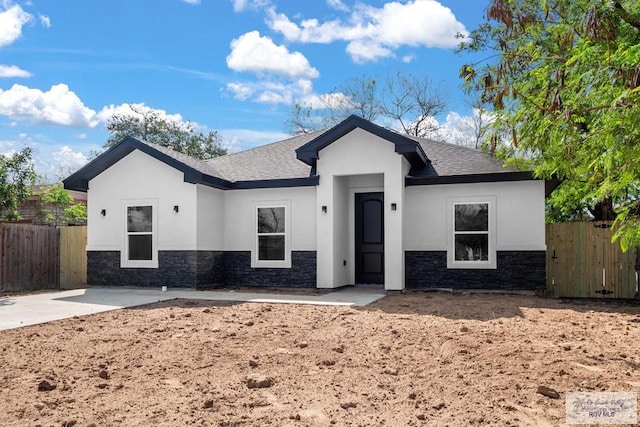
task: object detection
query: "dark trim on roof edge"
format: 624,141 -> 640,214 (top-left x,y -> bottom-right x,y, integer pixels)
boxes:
63,136 -> 232,191
232,176 -> 319,189
545,178 -> 562,197
63,137 -> 321,192
296,115 -> 429,170
405,171 -> 537,187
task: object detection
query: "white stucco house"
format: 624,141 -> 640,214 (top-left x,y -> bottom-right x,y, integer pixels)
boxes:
64,115 -> 552,291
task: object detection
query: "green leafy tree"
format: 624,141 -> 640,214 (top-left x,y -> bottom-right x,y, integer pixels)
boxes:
37,183 -> 87,226
0,147 -> 37,221
105,105 -> 227,160
458,0 -> 640,249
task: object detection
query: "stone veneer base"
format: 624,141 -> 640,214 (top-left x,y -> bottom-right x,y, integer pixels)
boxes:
87,250 -> 316,288
405,250 -> 546,291
88,250 -> 544,291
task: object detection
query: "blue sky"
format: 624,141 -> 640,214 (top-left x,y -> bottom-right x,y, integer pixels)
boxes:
0,0 -> 489,181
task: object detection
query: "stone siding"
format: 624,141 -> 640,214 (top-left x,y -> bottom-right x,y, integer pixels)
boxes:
405,251 -> 546,291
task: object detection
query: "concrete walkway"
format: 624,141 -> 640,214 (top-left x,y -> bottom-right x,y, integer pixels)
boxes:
0,286 -> 387,331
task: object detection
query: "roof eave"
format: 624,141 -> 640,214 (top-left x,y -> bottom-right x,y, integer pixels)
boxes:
405,171 -> 537,187
63,136 -> 234,192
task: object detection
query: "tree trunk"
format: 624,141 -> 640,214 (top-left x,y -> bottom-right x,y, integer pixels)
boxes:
588,197 -> 616,221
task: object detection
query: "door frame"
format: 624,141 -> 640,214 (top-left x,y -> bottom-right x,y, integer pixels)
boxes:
354,191 -> 385,284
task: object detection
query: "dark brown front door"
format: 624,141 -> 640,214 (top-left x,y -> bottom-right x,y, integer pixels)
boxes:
355,192 -> 384,284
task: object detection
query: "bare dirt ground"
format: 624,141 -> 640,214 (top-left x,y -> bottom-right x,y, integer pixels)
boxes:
1,291 -> 640,426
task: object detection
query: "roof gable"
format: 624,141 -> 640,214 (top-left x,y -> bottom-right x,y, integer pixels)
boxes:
295,115 -> 429,170
63,136 -> 230,191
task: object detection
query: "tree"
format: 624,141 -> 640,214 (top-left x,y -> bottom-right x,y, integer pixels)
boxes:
380,71 -> 447,138
286,72 -> 447,138
0,147 -> 36,221
458,0 -> 640,248
36,183 -> 87,226
286,75 -> 382,134
105,105 -> 227,160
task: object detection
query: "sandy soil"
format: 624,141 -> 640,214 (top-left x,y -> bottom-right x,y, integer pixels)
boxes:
1,291 -> 639,426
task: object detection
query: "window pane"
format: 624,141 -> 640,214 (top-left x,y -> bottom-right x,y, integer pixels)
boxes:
258,235 -> 285,260
258,207 -> 285,233
455,234 -> 489,261
455,203 -> 488,232
128,206 -> 152,232
129,235 -> 153,260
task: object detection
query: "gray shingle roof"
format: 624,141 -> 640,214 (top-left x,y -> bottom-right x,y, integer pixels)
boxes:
408,136 -> 517,177
63,123 -> 526,193
136,139 -> 221,177
206,131 -> 322,182
204,129 -> 515,182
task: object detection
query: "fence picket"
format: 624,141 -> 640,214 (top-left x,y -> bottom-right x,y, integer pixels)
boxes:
546,222 -> 637,298
0,224 -> 86,293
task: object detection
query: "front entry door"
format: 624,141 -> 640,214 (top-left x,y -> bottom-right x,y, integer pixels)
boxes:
355,192 -> 384,284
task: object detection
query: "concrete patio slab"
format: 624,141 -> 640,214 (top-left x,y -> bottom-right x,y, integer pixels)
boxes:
0,286 -> 386,331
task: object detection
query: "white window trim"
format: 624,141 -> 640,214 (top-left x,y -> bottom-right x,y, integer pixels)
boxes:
447,196 -> 497,269
251,201 -> 291,269
121,199 -> 158,268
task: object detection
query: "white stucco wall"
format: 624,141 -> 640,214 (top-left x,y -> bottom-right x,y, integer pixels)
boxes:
86,149 -> 198,251
196,184 -> 225,251
404,180 -> 546,251
222,186 -> 316,251
316,128 -> 409,290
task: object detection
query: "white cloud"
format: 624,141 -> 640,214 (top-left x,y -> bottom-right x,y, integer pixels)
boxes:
327,0 -> 349,12
345,40 -> 392,64
299,91 -> 351,110
226,79 -> 314,105
225,82 -> 256,101
226,31 -> 319,79
51,145 -> 88,173
97,102 -> 181,123
267,0 -> 468,63
32,145 -> 90,181
435,109 -> 495,147
39,14 -> 50,28
401,54 -> 416,63
0,139 -> 18,155
181,0 -> 201,4
0,83 -> 99,128
232,0 -> 271,12
0,3 -> 32,47
0,64 -> 32,78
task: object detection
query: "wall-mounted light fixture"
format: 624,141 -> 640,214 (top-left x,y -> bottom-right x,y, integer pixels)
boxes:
391,203 -> 397,211
100,209 -> 106,217
173,205 -> 179,213
321,205 -> 327,214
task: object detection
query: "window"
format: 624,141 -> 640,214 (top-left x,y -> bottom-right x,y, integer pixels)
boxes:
253,203 -> 290,268
122,202 -> 157,268
448,199 -> 496,269
454,203 -> 489,261
258,207 -> 285,260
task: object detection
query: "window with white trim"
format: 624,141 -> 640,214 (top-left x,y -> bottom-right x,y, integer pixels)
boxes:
448,198 -> 496,269
454,203 -> 489,261
252,203 -> 291,268
122,203 -> 158,268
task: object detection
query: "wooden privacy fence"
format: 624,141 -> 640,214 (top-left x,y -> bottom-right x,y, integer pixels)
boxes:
0,224 -> 87,293
546,222 -> 638,299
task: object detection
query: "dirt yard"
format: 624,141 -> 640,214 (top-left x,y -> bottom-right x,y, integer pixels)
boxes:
1,291 -> 639,426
